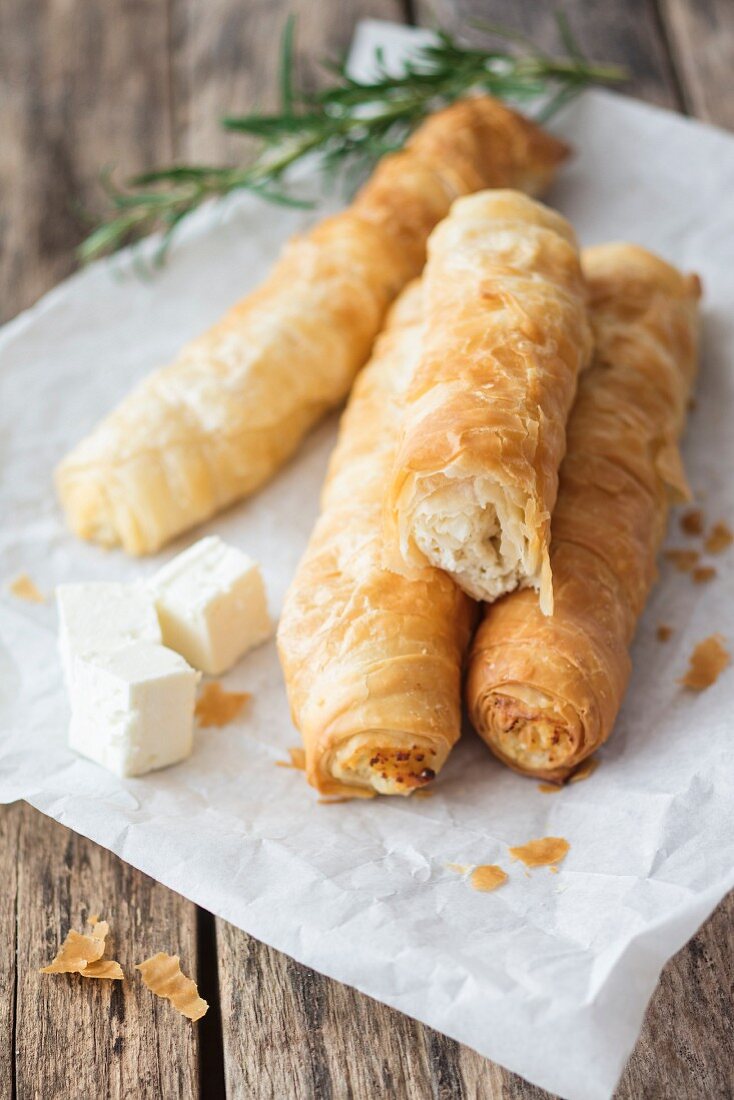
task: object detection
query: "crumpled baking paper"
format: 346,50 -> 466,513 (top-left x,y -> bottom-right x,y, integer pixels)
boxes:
1,20 -> 733,1100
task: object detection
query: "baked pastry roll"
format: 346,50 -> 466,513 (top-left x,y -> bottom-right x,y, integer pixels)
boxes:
57,98 -> 568,556
466,244 -> 700,781
386,189 -> 592,614
277,282 -> 475,798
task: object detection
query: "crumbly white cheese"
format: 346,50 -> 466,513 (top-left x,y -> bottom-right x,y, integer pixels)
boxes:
68,642 -> 200,777
149,536 -> 272,675
57,582 -> 162,686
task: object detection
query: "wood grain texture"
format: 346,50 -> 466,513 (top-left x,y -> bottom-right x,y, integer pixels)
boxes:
0,0 -> 173,324
662,0 -> 734,129
412,0 -> 682,109
11,802 -> 200,1100
0,805 -> 20,1100
170,0 -> 405,162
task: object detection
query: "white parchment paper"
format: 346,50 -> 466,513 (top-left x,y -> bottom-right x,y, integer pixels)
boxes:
2,21 -> 734,1100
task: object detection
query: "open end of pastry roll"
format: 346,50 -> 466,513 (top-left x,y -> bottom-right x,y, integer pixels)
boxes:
406,475 -> 541,604
386,190 -> 592,614
467,244 -> 701,780
320,732 -> 445,797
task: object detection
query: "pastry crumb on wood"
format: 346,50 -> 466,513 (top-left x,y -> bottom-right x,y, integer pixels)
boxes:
8,572 -> 45,603
679,634 -> 730,691
195,682 -> 251,727
136,953 -> 208,1020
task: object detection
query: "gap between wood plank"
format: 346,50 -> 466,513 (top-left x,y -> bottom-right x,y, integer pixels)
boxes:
196,909 -> 227,1099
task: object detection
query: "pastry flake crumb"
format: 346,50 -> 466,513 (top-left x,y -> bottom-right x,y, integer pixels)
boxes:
692,566 -> 716,584
81,959 -> 125,980
509,837 -> 570,868
40,917 -> 121,979
679,634 -> 730,692
568,758 -> 599,784
663,548 -> 699,572
136,952 -> 208,1021
470,865 -> 508,892
680,509 -> 704,536
275,746 -> 306,770
657,625 -> 674,643
704,522 -> 733,555
446,863 -> 470,875
538,782 -> 562,794
194,682 -> 251,727
8,573 -> 45,603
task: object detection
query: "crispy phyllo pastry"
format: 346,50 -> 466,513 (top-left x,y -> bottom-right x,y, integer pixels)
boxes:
386,190 -> 591,613
467,244 -> 700,780
57,99 -> 568,556
277,283 -> 474,798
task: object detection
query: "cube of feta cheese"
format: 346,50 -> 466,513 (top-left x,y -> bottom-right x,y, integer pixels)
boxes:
68,642 -> 200,777
149,536 -> 272,675
57,582 -> 161,687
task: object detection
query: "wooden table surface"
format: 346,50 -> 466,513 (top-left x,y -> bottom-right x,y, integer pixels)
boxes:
2,2 -> 733,1097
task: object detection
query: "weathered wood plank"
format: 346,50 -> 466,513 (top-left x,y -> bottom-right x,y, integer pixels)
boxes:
412,0 -> 682,109
170,0 -> 406,163
0,0 -> 172,323
661,0 -> 734,129
13,802 -> 201,1099
0,805 -> 20,1100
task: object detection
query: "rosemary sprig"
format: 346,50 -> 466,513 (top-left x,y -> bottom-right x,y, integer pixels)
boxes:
79,15 -> 626,264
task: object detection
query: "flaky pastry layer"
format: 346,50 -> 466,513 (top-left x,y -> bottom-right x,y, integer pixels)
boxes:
57,98 -> 568,555
386,189 -> 592,613
277,283 -> 475,797
467,244 -> 701,780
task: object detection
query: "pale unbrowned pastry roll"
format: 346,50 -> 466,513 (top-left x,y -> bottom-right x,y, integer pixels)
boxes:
57,98 -> 569,556
466,244 -> 701,781
386,189 -> 593,614
277,283 -> 475,798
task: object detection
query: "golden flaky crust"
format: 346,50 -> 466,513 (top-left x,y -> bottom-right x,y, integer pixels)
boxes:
467,244 -> 701,781
56,98 -> 569,556
277,283 -> 475,798
386,190 -> 592,613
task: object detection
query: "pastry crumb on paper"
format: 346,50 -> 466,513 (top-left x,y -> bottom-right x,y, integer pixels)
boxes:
663,548 -> 699,572
136,953 -> 208,1021
538,782 -> 562,794
446,863 -> 470,875
692,565 -> 716,584
8,573 -> 45,603
509,838 -> 570,868
568,758 -> 599,784
470,865 -> 508,892
679,634 -> 730,691
680,508 -> 704,536
195,682 -> 251,727
276,746 -> 306,770
704,521 -> 733,554
657,624 -> 674,642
